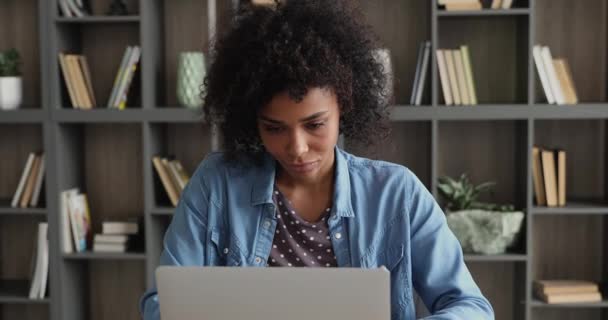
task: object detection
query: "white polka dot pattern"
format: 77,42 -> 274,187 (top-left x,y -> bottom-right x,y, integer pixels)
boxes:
267,186 -> 337,268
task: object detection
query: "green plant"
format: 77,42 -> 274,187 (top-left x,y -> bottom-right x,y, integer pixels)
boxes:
0,48 -> 21,77
438,173 -> 514,212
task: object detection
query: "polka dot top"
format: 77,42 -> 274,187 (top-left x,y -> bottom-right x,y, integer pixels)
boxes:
268,186 -> 338,268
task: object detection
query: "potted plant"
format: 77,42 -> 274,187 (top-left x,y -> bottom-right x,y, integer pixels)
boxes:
438,173 -> 524,255
0,48 -> 23,110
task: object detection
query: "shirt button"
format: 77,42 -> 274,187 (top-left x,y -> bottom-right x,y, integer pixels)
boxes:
335,233 -> 342,239
263,220 -> 271,229
223,248 -> 229,254
255,257 -> 262,264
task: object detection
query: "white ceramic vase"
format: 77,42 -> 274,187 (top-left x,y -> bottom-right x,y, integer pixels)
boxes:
0,77 -> 22,110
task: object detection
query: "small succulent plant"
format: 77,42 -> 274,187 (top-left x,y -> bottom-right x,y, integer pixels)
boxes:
0,48 -> 21,77
438,173 -> 514,213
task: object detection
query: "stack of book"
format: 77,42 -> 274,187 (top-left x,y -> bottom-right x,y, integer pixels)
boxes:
58,53 -> 97,109
533,45 -> 578,105
152,156 -> 191,207
531,146 -> 566,207
28,223 -> 49,299
60,189 -> 92,253
93,219 -> 143,253
438,0 -> 514,10
436,45 -> 477,106
11,152 -> 45,208
534,280 -> 603,304
410,41 -> 431,106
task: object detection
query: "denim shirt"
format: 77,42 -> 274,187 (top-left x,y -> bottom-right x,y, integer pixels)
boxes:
140,147 -> 494,320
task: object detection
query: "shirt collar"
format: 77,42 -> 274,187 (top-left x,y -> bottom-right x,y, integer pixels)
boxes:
250,146 -> 355,219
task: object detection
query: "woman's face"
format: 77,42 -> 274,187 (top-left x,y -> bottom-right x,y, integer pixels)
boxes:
258,87 -> 340,184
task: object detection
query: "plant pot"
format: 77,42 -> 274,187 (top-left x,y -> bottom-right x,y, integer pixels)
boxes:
446,209 -> 524,255
0,76 -> 22,110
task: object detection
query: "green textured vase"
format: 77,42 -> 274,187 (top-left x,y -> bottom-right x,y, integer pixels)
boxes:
176,52 -> 205,109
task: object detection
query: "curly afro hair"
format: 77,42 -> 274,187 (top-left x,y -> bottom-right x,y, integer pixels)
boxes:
202,0 -> 392,165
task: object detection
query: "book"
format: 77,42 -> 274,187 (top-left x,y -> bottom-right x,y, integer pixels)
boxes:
453,50 -> 470,105
115,46 -> 141,109
531,147 -> 546,206
11,152 -> 36,208
30,153 -> 45,207
537,291 -> 602,304
107,46 -> 133,108
559,59 -> 578,104
78,55 -> 97,108
94,234 -> 132,244
444,50 -> 461,105
153,156 -> 180,207
534,280 -> 599,295
445,2 -> 482,10
68,193 -> 91,252
60,188 -> 80,253
533,45 -> 555,104
410,42 -> 425,105
541,46 -> 565,105
491,0 -> 502,9
553,58 -> 578,104
414,41 -> 431,106
541,149 -> 558,207
58,53 -> 79,108
501,0 -> 514,9
460,45 -> 477,105
556,149 -> 566,206
20,154 -> 41,208
93,242 -> 128,253
436,50 -> 453,106
102,220 -> 139,235
28,223 -> 48,299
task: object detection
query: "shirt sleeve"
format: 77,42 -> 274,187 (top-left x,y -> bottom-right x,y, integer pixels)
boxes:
139,170 -> 213,320
406,169 -> 495,319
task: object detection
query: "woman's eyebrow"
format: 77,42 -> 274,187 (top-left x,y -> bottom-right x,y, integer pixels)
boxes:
259,111 -> 328,124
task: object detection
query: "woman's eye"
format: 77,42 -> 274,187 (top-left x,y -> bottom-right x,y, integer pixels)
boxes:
265,126 -> 283,133
307,122 -> 325,130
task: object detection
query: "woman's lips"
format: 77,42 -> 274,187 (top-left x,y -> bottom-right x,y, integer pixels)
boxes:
288,161 -> 319,173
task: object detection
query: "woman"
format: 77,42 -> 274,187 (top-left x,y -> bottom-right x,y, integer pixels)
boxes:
140,1 -> 494,319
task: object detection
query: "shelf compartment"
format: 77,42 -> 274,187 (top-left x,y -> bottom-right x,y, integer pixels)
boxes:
533,120 -> 606,206
53,23 -> 141,110
534,0 -> 608,104
147,123 -> 213,208
356,0 -> 431,105
438,120 -> 529,211
55,123 -> 144,254
438,15 -> 529,105
0,0 -> 42,109
0,124 -> 45,211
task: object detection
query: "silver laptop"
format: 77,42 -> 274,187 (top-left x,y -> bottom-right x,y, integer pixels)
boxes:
156,266 -> 390,320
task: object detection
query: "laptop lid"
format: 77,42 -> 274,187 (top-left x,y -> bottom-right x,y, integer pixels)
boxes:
156,266 -> 390,320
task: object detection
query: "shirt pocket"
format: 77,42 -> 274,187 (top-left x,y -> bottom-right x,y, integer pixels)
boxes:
360,244 -> 405,272
209,227 -> 242,266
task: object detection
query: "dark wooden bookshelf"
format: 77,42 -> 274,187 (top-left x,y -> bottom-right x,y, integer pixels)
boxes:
0,0 -> 606,319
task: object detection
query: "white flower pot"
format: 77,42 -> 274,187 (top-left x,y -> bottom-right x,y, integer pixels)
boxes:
0,77 -> 23,110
